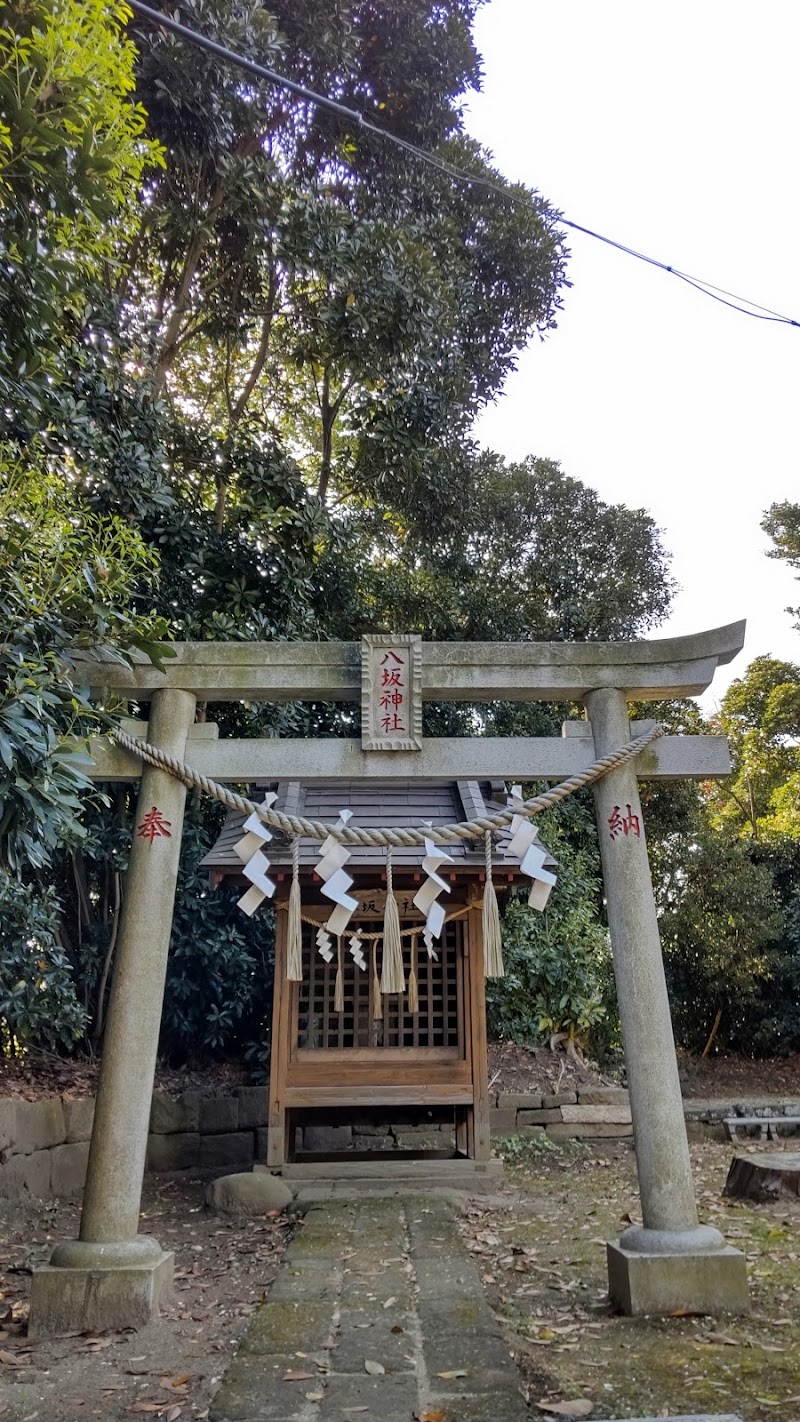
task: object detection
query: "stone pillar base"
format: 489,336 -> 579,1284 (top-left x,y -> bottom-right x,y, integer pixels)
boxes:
607,1240 -> 748,1316
29,1249 -> 173,1338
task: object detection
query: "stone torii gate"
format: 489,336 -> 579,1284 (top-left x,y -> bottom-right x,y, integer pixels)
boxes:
29,623 -> 749,1335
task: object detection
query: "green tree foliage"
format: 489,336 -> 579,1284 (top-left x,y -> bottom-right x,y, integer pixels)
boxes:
487,816 -> 612,1056
0,881 -> 86,1053
709,656 -> 800,840
763,501 -> 800,630
0,0 -> 680,1060
657,827 -> 784,1054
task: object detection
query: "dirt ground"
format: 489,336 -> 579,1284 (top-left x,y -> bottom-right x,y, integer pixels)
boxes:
0,1176 -> 292,1421
2,1140 -> 799,1419
461,1136 -> 800,1421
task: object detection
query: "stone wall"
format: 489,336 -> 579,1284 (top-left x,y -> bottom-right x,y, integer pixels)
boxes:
2,1086 -> 799,1201
0,1087 -> 268,1201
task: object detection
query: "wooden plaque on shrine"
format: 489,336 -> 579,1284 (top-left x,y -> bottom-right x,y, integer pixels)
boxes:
361,634 -> 423,751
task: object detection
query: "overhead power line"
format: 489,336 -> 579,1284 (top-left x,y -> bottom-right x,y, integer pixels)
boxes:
126,0 -> 800,331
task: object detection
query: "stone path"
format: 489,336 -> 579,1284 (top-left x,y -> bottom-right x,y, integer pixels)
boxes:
210,1194 -> 528,1422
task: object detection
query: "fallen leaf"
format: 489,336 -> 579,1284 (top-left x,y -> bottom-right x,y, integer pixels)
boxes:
382,1296 -> 397,1309
415,1412 -> 446,1422
701,1331 -> 739,1347
282,1370 -> 314,1381
537,1400 -> 594,1418
435,1368 -> 467,1379
305,1391 -> 324,1401
129,1405 -> 166,1414
165,1408 -> 182,1422
364,1359 -> 385,1374
0,1351 -> 22,1367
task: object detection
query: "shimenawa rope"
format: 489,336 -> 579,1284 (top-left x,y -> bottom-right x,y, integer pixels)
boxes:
109,721 -> 664,847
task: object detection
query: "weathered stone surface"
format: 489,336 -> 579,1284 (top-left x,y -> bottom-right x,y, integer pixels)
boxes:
540,1091 -> 577,1107
561,1104 -> 633,1124
579,1086 -> 630,1106
49,1141 -> 89,1196
199,1095 -> 239,1134
199,1131 -> 254,1171
607,1241 -> 748,1316
302,1124 -> 352,1153
393,1130 -> 447,1151
238,1299 -> 334,1356
150,1090 -> 200,1134
62,1096 -> 95,1143
322,1372 -> 418,1416
0,1097 -> 17,1153
210,1354 -> 308,1422
518,1108 -> 562,1125
14,1098 -> 65,1155
547,1122 -> 633,1139
0,1149 -> 51,1198
497,1091 -> 542,1109
206,1170 -> 293,1214
255,1127 -> 269,1160
489,1108 -> 518,1134
29,1252 -> 173,1338
146,1131 -> 201,1172
235,1085 -> 268,1129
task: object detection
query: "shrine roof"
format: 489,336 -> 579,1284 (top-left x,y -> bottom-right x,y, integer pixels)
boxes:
199,778 -> 535,874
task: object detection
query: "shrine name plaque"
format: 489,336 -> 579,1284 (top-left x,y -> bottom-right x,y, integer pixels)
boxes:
361,634 -> 423,751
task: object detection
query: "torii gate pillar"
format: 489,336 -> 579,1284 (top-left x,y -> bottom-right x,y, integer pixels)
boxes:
586,688 -> 747,1314
29,688 -> 196,1337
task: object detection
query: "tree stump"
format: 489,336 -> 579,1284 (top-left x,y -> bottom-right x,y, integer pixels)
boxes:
723,1151 -> 800,1202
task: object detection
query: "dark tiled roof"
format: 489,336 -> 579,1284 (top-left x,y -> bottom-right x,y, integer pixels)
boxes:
200,779 -> 530,873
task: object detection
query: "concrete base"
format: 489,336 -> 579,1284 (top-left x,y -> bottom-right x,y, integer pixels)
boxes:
607,1240 -> 748,1317
29,1249 -> 173,1338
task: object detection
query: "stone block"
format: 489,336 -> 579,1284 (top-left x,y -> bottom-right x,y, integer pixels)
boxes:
561,1104 -> 632,1124
541,1091 -> 577,1106
14,1098 -> 65,1154
518,1108 -> 562,1125
146,1132 -> 201,1172
206,1171 -> 292,1215
302,1124 -> 352,1153
238,1299 -> 334,1356
607,1241 -> 748,1316
0,1097 -> 17,1153
199,1131 -> 254,1171
199,1095 -> 239,1134
497,1091 -> 542,1109
578,1086 -> 629,1105
49,1141 -> 89,1196
547,1122 -> 633,1139
393,1131 -> 447,1152
489,1108 -> 518,1134
235,1085 -> 268,1128
29,1251 -> 173,1337
150,1090 -> 200,1134
352,1119 -> 391,1136
62,1096 -> 95,1143
0,1149 -> 51,1198
322,1372 -> 418,1417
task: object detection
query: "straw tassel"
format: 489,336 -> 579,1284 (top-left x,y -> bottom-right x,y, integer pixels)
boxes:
380,848 -> 405,994
334,936 -> 344,1013
482,830 -> 505,979
286,837 -> 303,981
407,933 -> 419,1014
371,942 -> 382,1020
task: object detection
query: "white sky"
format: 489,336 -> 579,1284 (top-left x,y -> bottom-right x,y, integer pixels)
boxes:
464,0 -> 799,709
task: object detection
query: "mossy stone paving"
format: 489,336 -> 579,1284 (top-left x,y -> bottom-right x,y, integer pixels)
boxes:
209,1195 -> 530,1422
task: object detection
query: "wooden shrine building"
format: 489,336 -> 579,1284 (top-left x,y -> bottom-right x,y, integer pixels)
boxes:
202,779 -> 545,1172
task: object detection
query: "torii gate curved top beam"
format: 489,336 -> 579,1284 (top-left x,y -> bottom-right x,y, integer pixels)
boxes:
73,620 -> 745,703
